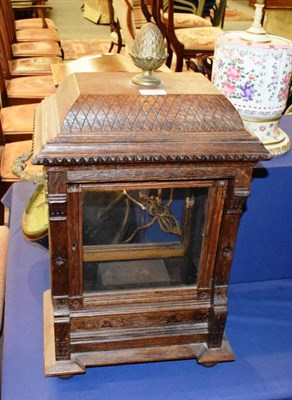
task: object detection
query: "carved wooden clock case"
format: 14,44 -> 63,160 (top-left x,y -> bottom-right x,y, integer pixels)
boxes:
32,72 -> 270,376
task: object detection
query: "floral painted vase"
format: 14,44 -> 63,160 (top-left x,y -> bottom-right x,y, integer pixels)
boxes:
212,31 -> 292,156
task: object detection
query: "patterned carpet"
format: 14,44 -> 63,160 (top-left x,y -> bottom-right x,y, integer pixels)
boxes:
61,38 -> 113,60
224,7 -> 253,21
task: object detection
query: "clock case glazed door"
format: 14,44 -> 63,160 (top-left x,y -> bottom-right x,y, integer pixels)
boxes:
81,182 -> 213,293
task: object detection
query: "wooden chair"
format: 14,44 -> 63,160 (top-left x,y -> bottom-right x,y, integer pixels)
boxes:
0,51 -> 52,143
200,54 -> 213,79
171,1 -> 227,27
140,0 -> 153,22
0,58 -> 37,143
0,28 -> 62,78
0,102 -> 37,143
112,0 -> 136,54
0,0 -> 50,223
132,0 -> 148,27
109,0 -> 146,53
0,108 -> 43,225
0,52 -> 56,106
0,0 -> 60,44
154,0 -> 223,71
141,0 -> 213,29
0,139 -> 42,224
142,0 -> 212,71
208,0 -> 227,28
172,0 -> 205,14
108,0 -> 125,53
0,2 -> 63,59
0,65 -> 43,223
11,1 -> 57,30
0,51 -> 38,143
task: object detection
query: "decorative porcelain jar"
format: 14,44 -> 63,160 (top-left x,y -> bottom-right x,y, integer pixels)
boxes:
212,2 -> 292,156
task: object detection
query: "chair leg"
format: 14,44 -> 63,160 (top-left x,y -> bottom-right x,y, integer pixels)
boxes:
175,56 -> 184,72
189,58 -> 206,77
189,59 -> 200,73
201,55 -> 214,80
185,58 -> 192,70
108,41 -> 114,52
166,48 -> 173,69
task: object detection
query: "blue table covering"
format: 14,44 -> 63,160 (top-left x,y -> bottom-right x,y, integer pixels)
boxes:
1,116 -> 292,400
231,116 -> 292,283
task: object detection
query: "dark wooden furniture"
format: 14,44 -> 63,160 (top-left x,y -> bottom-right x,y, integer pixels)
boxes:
0,0 -> 63,59
0,0 -> 59,44
0,43 -> 50,224
265,0 -> 292,8
153,0 -> 223,71
0,52 -> 56,106
249,0 -> 292,9
32,72 -> 270,377
107,0 -> 124,53
10,0 -> 56,28
0,27 -> 62,79
140,0 -> 153,22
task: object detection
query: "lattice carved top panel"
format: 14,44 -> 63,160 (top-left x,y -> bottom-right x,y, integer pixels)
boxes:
60,94 -> 242,134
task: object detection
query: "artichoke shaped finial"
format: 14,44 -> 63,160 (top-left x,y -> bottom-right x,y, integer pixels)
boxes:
129,22 -> 168,87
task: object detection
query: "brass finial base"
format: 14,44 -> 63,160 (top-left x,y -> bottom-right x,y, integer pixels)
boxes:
131,70 -> 162,87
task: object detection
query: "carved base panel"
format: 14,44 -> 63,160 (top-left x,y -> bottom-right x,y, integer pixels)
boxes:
44,290 -> 84,377
44,290 -> 235,377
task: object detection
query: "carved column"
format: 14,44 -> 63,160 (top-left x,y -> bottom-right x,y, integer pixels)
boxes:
207,169 -> 253,348
47,170 -> 71,360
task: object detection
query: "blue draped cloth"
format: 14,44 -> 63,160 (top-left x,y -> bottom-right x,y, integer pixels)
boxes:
1,116 -> 292,400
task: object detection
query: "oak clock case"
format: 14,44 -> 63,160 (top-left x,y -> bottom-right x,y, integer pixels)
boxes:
32,72 -> 271,377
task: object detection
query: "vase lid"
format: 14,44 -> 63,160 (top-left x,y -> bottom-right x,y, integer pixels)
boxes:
217,0 -> 291,50
240,0 -> 271,43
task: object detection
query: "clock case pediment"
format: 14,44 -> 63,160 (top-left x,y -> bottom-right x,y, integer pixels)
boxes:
32,72 -> 270,166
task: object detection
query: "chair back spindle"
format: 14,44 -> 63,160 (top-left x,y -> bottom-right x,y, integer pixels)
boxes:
112,0 -> 136,53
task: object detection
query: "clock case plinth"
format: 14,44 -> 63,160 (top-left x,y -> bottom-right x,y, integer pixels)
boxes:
32,72 -> 271,377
